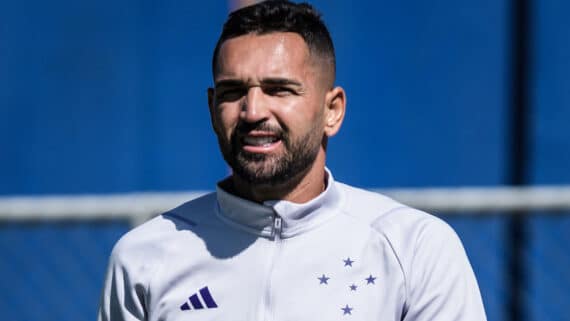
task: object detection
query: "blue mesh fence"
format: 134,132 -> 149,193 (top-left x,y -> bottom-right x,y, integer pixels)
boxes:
525,213 -> 570,321
0,221 -> 130,321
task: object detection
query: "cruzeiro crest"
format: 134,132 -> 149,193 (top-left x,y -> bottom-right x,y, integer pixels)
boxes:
317,257 -> 378,316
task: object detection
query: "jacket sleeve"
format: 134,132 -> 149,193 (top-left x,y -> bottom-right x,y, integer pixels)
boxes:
402,219 -> 487,321
97,241 -> 149,321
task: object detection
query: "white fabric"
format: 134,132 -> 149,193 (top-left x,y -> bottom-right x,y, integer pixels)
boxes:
98,170 -> 487,321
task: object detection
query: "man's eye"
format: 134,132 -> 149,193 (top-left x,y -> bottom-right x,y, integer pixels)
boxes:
217,88 -> 246,101
264,86 -> 294,96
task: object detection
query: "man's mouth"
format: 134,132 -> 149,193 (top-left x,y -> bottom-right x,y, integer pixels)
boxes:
242,135 -> 280,147
240,132 -> 283,153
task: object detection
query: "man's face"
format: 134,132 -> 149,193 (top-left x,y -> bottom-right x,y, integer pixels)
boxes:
209,32 -> 329,185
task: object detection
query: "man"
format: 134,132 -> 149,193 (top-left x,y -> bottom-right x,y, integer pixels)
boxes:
98,1 -> 487,320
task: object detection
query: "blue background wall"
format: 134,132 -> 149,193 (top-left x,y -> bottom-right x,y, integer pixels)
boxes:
1,0 -> 569,320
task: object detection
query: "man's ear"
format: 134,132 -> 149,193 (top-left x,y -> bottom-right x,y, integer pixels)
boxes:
323,86 -> 346,137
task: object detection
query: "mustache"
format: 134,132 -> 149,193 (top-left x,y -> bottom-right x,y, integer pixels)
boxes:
235,121 -> 284,137
230,121 -> 289,152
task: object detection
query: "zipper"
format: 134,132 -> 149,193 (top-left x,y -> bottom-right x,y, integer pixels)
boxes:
272,216 -> 283,240
260,214 -> 283,321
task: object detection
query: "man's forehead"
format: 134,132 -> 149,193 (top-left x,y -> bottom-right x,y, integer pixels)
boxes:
213,31 -> 334,88
215,32 -> 312,73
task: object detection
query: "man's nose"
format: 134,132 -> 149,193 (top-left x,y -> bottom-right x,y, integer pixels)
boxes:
240,86 -> 269,123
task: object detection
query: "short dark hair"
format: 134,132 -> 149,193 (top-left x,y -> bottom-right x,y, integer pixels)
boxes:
212,0 -> 335,80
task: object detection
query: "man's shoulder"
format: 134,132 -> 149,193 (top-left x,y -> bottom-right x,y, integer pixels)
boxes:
336,181 -> 464,279
110,192 -> 218,262
335,181 -> 409,222
335,181 -> 453,246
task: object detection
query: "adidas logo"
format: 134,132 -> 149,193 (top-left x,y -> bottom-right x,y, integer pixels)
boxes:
180,286 -> 219,311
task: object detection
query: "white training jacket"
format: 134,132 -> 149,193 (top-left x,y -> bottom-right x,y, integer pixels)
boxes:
98,170 -> 487,321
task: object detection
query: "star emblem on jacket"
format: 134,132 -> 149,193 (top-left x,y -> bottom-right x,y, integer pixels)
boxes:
316,256 -> 379,316
343,257 -> 354,267
318,274 -> 330,284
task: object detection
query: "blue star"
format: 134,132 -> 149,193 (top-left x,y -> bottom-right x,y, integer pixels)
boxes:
343,257 -> 354,267
349,284 -> 358,291
318,274 -> 330,284
341,304 -> 353,315
365,274 -> 376,284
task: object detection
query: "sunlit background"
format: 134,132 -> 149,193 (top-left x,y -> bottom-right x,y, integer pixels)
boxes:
1,0 -> 569,320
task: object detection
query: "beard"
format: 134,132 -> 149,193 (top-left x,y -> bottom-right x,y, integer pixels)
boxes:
217,121 -> 322,186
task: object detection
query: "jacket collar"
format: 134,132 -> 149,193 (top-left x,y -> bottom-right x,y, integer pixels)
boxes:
215,168 -> 344,239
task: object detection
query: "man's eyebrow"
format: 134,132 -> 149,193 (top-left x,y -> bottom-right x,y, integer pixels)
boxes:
214,78 -> 303,88
214,79 -> 245,88
260,78 -> 302,87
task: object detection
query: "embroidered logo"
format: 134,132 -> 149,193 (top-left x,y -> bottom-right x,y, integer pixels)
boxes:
180,286 -> 219,311
317,256 -> 378,316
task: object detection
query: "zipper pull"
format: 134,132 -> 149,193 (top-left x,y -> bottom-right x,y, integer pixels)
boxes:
273,216 -> 283,240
